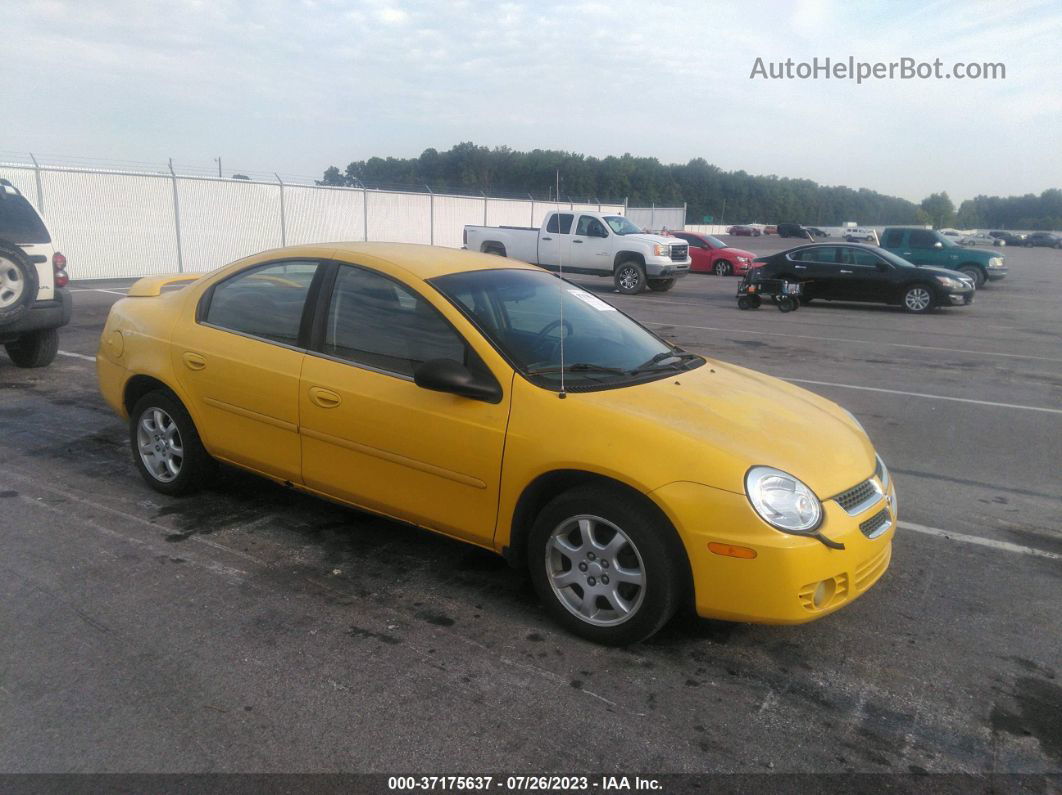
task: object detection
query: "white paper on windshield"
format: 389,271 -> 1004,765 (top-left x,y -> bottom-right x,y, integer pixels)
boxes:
568,289 -> 617,311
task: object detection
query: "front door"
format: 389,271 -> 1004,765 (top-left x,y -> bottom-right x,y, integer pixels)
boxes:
299,263 -> 511,545
172,259 -> 320,482
835,247 -> 894,302
571,215 -> 612,273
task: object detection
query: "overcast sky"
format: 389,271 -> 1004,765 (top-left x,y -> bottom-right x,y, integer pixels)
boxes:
2,0 -> 1059,203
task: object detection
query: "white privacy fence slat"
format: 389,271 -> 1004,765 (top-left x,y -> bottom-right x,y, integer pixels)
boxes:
0,161 -> 680,280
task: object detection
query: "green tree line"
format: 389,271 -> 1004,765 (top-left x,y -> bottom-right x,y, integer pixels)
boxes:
319,143 -> 1060,229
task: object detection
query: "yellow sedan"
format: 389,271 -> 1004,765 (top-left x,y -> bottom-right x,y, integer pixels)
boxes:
97,243 -> 896,645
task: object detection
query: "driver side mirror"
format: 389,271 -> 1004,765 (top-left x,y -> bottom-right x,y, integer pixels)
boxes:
413,358 -> 502,403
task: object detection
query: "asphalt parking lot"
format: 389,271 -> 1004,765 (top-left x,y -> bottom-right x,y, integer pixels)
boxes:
1,237 -> 1059,777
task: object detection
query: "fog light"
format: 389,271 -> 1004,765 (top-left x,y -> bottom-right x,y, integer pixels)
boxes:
812,579 -> 836,609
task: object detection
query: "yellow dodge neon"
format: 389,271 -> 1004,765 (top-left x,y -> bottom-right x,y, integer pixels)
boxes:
97,243 -> 896,645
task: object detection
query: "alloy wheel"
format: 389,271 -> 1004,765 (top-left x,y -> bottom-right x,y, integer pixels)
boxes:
905,287 -> 931,312
137,407 -> 184,482
545,514 -> 646,626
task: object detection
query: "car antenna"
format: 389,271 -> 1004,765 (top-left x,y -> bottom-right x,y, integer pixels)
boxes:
556,171 -> 566,399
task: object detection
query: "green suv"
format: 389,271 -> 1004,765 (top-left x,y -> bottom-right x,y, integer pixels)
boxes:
879,227 -> 1006,287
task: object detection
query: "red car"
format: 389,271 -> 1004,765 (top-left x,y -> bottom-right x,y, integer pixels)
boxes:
726,225 -> 761,237
672,231 -> 758,276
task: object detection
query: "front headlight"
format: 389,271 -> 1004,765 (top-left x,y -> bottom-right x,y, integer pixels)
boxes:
989,257 -> 1003,268
652,243 -> 670,257
936,276 -> 962,289
745,467 -> 823,534
875,454 -> 889,489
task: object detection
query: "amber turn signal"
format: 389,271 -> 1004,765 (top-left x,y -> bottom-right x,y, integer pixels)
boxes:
708,542 -> 757,559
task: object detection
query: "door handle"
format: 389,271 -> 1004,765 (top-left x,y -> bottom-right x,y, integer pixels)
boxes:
182,352 -> 206,370
573,239 -> 583,243
794,265 -> 807,270
840,269 -> 853,274
541,236 -> 552,241
308,386 -> 342,408
902,252 -> 911,256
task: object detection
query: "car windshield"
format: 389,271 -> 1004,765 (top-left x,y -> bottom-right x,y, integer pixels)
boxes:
430,268 -> 703,389
704,236 -> 726,248
603,216 -> 644,236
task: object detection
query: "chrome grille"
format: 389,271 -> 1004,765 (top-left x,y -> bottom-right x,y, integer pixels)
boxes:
860,509 -> 891,539
834,478 -> 881,514
670,244 -> 688,262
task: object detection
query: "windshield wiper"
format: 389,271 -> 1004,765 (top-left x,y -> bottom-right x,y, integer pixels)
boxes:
630,351 -> 701,374
528,362 -> 629,376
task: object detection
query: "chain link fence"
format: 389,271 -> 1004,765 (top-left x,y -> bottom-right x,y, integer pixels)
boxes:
1,159 -> 684,281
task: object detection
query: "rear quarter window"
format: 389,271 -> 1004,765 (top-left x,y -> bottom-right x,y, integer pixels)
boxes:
0,195 -> 51,244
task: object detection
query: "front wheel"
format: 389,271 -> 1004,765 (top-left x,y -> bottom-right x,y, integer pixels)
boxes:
902,284 -> 936,313
647,278 -> 675,292
5,328 -> 59,368
129,391 -> 216,496
527,486 -> 685,646
959,266 -> 985,288
713,260 -> 731,276
614,261 -> 647,295
776,296 -> 798,312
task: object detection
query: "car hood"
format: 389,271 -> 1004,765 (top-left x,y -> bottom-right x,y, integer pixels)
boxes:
624,233 -> 684,246
580,359 -> 876,498
719,247 -> 756,259
914,264 -> 979,280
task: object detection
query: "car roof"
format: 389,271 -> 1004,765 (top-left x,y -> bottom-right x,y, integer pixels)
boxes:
264,241 -> 543,281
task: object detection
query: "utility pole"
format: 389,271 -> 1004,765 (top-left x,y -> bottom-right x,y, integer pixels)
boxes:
215,156 -> 222,178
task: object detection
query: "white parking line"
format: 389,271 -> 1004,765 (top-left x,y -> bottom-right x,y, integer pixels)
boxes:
58,350 -> 96,362
68,288 -> 129,296
783,377 -> 1062,415
645,321 -> 1062,363
899,521 -> 1060,561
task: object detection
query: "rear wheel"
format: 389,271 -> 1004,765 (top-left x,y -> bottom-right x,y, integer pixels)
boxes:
902,284 -> 935,313
777,296 -> 798,312
527,485 -> 685,646
5,328 -> 59,368
0,239 -> 39,326
647,278 -> 675,292
129,390 -> 216,496
614,261 -> 647,294
713,260 -> 731,276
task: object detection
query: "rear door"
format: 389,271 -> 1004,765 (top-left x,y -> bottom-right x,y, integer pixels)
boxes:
173,259 -> 321,482
785,246 -> 841,298
537,213 -> 574,269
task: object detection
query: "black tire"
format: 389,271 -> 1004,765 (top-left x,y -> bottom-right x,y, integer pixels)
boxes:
777,296 -> 797,313
902,284 -> 936,313
959,266 -> 985,288
713,260 -> 731,276
527,485 -> 686,646
737,295 -> 754,310
5,328 -> 59,368
647,278 -> 675,292
0,239 -> 39,326
613,260 -> 647,295
129,390 -> 216,496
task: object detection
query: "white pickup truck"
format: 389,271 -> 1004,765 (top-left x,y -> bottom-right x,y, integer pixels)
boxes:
463,211 -> 691,294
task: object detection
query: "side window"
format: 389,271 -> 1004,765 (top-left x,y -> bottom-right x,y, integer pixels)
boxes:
909,230 -> 937,248
882,230 -> 904,248
545,213 -> 574,234
587,218 -> 607,237
324,265 -> 467,377
576,215 -> 595,236
849,249 -> 884,267
204,260 -> 319,345
792,247 -> 836,263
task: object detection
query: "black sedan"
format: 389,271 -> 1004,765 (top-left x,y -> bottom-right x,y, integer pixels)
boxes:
989,231 -> 1026,246
1023,232 -> 1062,248
752,243 -> 975,313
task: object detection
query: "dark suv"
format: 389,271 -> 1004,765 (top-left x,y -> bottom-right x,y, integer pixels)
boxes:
1023,232 -> 1061,248
753,243 -> 975,313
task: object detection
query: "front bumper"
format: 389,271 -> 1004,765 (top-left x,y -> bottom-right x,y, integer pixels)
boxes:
986,267 -> 1008,281
652,479 -> 896,624
646,257 -> 691,278
0,289 -> 72,341
948,290 -> 975,306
